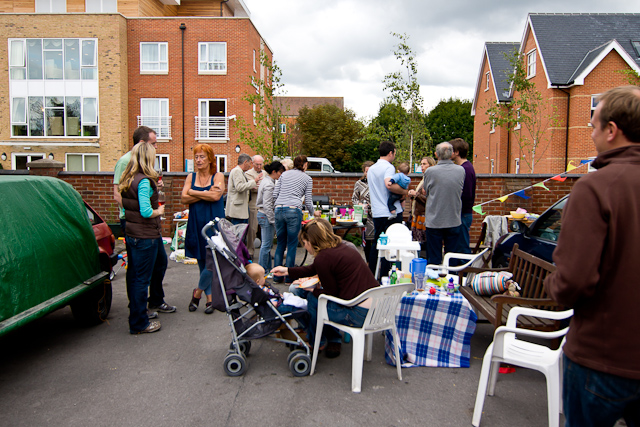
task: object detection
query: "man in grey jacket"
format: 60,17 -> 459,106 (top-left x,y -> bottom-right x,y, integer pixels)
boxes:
422,141 -> 465,265
226,154 -> 261,225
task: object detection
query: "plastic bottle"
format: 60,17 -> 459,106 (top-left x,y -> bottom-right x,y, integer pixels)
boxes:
447,277 -> 455,296
390,265 -> 398,285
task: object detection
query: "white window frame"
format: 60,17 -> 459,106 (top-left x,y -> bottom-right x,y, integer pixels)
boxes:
279,123 -> 287,134
216,155 -> 227,173
140,98 -> 170,139
198,42 -> 227,75
196,98 -> 228,141
253,49 -> 257,73
36,0 -> 66,13
514,109 -> 521,130
156,154 -> 170,172
12,153 -> 45,170
252,103 -> 256,125
485,72 -> 490,91
590,95 -> 600,122
140,42 -> 168,74
65,153 -> 100,171
85,0 -> 117,13
490,118 -> 495,134
526,49 -> 536,78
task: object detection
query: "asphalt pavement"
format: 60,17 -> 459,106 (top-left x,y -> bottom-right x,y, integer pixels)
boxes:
0,243 -> 558,427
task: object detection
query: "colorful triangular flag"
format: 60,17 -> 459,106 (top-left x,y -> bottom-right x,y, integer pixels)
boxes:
472,205 -> 485,215
533,182 -> 550,191
550,175 -> 567,182
566,161 -> 577,172
514,190 -> 530,199
498,195 -> 509,202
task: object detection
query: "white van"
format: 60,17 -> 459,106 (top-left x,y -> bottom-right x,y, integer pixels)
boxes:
305,157 -> 339,173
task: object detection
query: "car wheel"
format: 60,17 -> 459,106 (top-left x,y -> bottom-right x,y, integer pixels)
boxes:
70,278 -> 113,326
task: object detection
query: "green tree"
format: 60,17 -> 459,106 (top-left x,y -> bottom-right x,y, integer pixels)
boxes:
484,49 -> 562,173
425,97 -> 474,157
382,32 -> 432,167
234,52 -> 290,159
296,104 -> 364,172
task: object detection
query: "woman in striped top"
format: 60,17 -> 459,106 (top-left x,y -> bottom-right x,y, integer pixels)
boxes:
272,155 -> 315,283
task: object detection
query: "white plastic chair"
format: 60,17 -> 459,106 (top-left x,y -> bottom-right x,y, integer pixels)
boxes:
472,307 -> 574,427
425,248 -> 490,286
310,283 -> 414,393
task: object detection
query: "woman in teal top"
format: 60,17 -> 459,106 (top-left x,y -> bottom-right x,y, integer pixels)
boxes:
181,144 -> 225,314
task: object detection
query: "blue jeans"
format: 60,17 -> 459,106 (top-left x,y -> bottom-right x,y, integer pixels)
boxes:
274,207 -> 302,282
425,226 -> 461,266
458,213 -> 473,254
126,236 -> 167,333
197,258 -> 212,296
257,211 -> 275,271
563,355 -> 640,427
306,292 -> 369,346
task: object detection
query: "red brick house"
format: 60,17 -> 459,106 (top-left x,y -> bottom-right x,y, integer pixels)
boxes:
0,0 -> 271,173
472,13 -> 640,175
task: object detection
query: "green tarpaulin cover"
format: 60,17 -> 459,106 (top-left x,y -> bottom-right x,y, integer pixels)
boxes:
0,175 -> 101,324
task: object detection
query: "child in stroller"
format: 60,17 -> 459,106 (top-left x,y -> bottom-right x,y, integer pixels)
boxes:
202,218 -> 311,377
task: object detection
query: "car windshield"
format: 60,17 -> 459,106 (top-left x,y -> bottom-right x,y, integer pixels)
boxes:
529,197 -> 568,242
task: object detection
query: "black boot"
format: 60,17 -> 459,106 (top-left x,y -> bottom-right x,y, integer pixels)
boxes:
189,289 -> 200,312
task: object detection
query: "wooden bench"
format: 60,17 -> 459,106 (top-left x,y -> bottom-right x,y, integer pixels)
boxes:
458,243 -> 562,332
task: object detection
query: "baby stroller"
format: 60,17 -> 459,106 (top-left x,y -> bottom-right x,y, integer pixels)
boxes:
202,218 -> 311,377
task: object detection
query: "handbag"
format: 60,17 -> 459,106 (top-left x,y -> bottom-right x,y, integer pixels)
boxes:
471,271 -> 514,296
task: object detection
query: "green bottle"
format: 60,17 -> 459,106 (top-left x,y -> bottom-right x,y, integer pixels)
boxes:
390,265 -> 398,285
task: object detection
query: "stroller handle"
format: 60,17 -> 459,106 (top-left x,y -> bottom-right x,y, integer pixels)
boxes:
201,218 -> 220,240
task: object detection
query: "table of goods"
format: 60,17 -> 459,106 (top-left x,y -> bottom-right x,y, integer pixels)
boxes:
384,291 -> 477,368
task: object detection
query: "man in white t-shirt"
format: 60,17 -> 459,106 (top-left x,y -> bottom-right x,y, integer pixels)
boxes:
367,141 -> 408,277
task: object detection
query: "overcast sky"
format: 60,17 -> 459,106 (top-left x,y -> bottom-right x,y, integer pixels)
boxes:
243,0 -> 638,120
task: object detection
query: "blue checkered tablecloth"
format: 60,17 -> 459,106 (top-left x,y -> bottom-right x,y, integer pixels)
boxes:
384,291 -> 477,368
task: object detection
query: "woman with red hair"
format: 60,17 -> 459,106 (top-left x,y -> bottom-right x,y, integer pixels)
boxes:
181,144 -> 225,314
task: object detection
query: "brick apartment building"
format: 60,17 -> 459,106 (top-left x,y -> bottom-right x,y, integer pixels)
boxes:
0,0 -> 271,173
471,13 -> 640,175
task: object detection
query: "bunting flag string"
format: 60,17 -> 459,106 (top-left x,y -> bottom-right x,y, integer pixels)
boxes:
471,159 -> 593,215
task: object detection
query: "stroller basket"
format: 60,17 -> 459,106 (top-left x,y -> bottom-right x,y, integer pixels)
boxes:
202,219 -> 311,377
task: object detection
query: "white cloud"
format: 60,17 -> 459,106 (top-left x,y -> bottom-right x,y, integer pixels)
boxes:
244,0 -> 639,118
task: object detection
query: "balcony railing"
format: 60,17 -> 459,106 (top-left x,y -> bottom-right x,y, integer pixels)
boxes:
195,116 -> 230,140
137,116 -> 172,139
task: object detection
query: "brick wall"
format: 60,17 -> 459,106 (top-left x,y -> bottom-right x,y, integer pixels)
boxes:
24,168 -> 577,240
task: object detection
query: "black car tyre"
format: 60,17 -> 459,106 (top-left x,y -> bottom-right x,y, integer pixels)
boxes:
70,278 -> 112,326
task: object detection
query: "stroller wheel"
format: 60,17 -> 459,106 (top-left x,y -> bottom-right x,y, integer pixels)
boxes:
288,350 -> 311,377
223,353 -> 247,377
229,340 -> 251,357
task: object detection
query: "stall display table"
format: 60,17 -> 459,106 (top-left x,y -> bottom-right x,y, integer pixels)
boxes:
384,291 -> 477,368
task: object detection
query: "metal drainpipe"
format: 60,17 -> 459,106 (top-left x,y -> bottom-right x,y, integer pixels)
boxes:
506,103 -> 511,173
220,0 -> 229,16
556,86 -> 571,171
180,23 -> 186,170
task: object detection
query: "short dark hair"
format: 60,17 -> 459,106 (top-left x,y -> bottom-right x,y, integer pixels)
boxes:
293,155 -> 307,171
598,86 -> 640,143
132,126 -> 156,145
450,138 -> 469,159
378,141 -> 396,157
264,161 -> 285,174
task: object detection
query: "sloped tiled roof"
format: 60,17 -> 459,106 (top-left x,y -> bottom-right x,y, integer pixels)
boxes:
529,13 -> 640,85
486,42 -> 520,102
274,97 -> 344,117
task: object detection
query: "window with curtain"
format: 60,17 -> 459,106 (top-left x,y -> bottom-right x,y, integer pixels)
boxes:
198,42 -> 227,74
66,153 -> 100,171
35,0 -> 66,13
85,0 -> 117,13
140,99 -> 170,138
10,38 -> 96,81
11,96 -> 97,137
140,43 -> 168,73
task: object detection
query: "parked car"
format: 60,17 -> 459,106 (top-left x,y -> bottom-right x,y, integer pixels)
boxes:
0,175 -> 113,337
492,195 -> 569,267
85,200 -> 118,272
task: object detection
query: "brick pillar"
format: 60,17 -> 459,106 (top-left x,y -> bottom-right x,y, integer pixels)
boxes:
27,159 -> 65,177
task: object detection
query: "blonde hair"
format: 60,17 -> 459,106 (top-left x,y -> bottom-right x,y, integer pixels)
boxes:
118,142 -> 157,193
298,218 -> 342,254
281,158 -> 294,170
245,263 -> 265,283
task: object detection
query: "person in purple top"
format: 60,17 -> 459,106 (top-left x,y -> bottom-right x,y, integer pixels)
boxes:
451,138 -> 476,254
